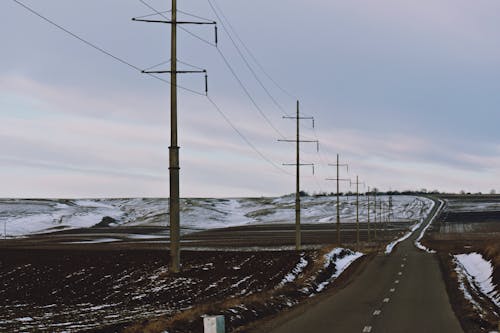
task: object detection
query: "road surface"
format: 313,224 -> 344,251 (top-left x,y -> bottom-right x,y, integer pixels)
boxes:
260,199 -> 463,333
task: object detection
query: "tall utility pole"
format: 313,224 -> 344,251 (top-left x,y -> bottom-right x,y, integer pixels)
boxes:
279,101 -> 318,250
350,176 -> 365,246
326,154 -> 349,245
133,2 -> 216,273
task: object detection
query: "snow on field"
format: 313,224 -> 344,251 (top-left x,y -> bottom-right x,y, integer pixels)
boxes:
0,195 -> 434,238
454,253 -> 499,309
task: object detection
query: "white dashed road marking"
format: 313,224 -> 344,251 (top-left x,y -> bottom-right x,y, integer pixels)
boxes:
373,310 -> 381,316
398,271 -> 403,276
401,264 -> 405,268
395,280 -> 399,284
390,288 -> 395,293
383,297 -> 390,303
362,326 -> 372,332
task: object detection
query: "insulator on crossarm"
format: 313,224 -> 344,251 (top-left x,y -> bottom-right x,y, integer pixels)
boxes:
205,73 -> 208,95
215,26 -> 218,46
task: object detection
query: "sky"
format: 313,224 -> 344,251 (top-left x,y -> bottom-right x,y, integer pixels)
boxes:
2,0 -> 500,198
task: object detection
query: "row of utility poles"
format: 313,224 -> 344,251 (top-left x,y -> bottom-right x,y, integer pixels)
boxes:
134,0 -> 395,271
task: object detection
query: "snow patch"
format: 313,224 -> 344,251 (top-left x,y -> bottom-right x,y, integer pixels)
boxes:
414,199 -> 442,253
280,256 -> 308,285
316,248 -> 363,292
385,219 -> 423,254
454,253 -> 499,309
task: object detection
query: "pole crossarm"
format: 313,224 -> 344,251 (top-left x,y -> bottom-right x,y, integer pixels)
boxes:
283,115 -> 315,128
277,139 -> 319,152
142,69 -> 206,74
328,163 -> 349,173
283,163 -> 315,175
132,18 -> 216,25
350,179 -> 366,188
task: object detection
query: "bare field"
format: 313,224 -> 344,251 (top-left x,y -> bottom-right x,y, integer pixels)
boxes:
0,242 -> 372,333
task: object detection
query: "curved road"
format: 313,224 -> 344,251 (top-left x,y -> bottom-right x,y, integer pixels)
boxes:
261,198 -> 463,333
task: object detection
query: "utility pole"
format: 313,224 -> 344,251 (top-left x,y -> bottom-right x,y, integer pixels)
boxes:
373,189 -> 378,239
367,186 -> 371,242
279,101 -> 318,250
326,154 -> 349,245
133,2 -> 216,273
350,176 -> 365,246
387,194 -> 393,235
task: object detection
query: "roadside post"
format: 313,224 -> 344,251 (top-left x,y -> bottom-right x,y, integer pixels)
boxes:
203,315 -> 225,333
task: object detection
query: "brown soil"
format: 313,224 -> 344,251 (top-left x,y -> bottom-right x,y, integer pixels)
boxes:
0,244 -> 373,333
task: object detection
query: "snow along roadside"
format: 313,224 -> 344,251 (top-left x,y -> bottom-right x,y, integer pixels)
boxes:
385,197 -> 437,255
414,199 -> 444,253
454,252 -> 500,309
316,248 -> 364,292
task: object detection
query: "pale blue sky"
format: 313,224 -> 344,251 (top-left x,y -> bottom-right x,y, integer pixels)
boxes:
1,0 -> 500,197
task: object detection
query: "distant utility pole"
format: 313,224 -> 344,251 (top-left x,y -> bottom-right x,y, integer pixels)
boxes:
388,194 -> 393,226
279,100 -> 318,250
373,189 -> 378,239
367,186 -> 371,242
350,176 -> 365,246
326,154 -> 349,245
133,1 -> 216,273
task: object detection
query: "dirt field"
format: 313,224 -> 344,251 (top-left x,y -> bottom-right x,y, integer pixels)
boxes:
0,218 -> 415,333
0,244 -> 374,333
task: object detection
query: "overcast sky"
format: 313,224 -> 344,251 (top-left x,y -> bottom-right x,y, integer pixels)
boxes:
2,0 -> 500,198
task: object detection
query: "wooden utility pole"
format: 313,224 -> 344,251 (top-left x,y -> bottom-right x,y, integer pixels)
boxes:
279,101 -> 317,250
326,154 -> 349,245
133,2 -> 216,273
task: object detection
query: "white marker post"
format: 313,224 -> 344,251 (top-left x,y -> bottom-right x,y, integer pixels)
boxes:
203,315 -> 225,333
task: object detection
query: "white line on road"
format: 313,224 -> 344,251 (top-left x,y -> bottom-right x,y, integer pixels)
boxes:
398,271 -> 402,275
362,326 -> 372,332
383,297 -> 390,303
373,310 -> 381,316
395,280 -> 399,284
390,288 -> 395,292
403,258 -> 407,261
401,264 -> 405,267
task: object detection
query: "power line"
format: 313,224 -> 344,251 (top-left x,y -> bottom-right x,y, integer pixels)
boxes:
206,95 -> 292,176
136,0 -> 294,177
209,0 -> 297,101
179,26 -> 216,47
215,48 -> 287,139
138,0 -> 287,139
14,0 -> 295,180
207,0 -> 292,117
12,0 -> 205,96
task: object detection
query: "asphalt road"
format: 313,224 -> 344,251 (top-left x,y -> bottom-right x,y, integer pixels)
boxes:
261,199 -> 464,333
